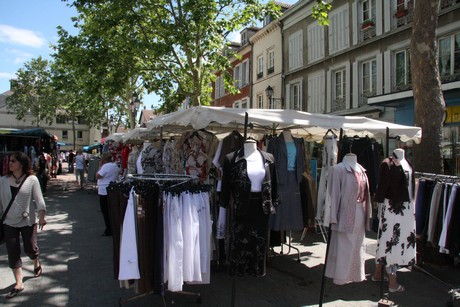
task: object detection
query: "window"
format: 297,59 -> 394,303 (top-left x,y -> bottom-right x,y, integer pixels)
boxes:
307,21 -> 324,63
62,130 -> 68,139
267,49 -> 275,74
439,33 -> 460,77
234,60 -> 249,88
288,30 -> 303,71
362,0 -> 376,22
241,61 -> 248,86
233,98 -> 249,108
289,82 -> 301,111
215,75 -> 225,99
76,116 -> 87,124
307,73 -> 325,113
395,49 -> 411,89
257,55 -> 264,79
241,31 -> 248,45
77,131 -> 83,139
56,115 -> 67,124
234,65 -> 241,88
328,5 -> 349,54
362,59 -> 377,99
240,98 -> 248,109
333,68 -> 346,111
257,94 -> 264,109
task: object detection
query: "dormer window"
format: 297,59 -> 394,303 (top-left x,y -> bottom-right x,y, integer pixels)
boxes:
241,31 -> 248,45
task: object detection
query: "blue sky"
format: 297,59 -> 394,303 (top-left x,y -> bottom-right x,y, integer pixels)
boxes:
0,0 -> 298,108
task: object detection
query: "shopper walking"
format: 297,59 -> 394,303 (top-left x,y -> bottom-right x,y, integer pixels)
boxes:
96,153 -> 120,236
0,151 -> 47,299
75,150 -> 87,190
68,149 -> 75,173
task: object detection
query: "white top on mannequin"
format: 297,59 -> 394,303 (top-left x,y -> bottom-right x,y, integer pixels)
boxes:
393,148 -> 413,199
282,130 -> 293,142
244,141 -> 265,192
393,148 -> 410,169
342,153 -> 360,172
143,141 -> 151,150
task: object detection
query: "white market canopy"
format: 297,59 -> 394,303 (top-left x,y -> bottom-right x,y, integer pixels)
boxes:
145,106 -> 422,143
121,127 -> 160,144
105,132 -> 125,143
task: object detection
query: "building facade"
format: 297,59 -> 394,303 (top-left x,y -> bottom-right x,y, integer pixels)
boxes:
0,90 -> 102,151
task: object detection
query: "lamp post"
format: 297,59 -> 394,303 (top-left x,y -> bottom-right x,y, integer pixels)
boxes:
131,92 -> 141,127
265,85 -> 283,109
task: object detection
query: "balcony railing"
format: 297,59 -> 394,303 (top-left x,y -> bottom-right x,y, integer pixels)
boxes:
359,91 -> 376,107
332,98 -> 346,112
441,0 -> 456,10
394,8 -> 414,27
360,22 -> 376,42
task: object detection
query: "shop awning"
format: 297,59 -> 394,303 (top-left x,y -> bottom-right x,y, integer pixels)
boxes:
145,106 -> 422,143
5,128 -> 53,138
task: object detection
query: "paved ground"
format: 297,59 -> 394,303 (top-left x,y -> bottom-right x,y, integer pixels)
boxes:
0,167 -> 459,306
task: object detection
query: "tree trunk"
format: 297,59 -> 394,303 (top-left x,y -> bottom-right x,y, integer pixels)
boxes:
410,0 -> 445,173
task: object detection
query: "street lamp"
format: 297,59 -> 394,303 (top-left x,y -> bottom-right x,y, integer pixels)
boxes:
265,85 -> 283,109
131,92 -> 141,126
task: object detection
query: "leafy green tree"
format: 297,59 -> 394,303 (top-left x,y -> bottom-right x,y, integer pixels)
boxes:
6,57 -> 59,127
58,0 -> 279,114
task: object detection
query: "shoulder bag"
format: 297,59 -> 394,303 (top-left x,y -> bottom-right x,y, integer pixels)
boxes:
0,175 -> 29,245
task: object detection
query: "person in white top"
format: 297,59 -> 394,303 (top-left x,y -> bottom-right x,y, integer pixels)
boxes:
96,153 -> 120,236
74,150 -> 87,190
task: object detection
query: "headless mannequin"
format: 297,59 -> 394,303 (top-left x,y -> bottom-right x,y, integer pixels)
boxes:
342,153 -> 360,172
244,140 -> 264,192
393,148 -> 413,200
282,130 -> 293,142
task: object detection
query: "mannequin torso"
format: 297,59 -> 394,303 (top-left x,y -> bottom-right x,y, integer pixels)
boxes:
244,140 -> 264,192
342,153 -> 360,172
282,130 -> 293,143
393,148 -> 413,199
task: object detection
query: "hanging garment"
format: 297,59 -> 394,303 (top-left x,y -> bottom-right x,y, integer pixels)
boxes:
183,130 -> 219,182
119,188 -> 141,280
316,136 -> 338,226
439,184 -> 459,254
338,136 -> 380,194
162,138 -> 184,174
140,142 -> 164,174
127,146 -> 140,175
267,133 -> 305,231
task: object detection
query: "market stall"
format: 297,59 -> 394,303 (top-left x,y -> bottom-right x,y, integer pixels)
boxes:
144,106 -> 422,143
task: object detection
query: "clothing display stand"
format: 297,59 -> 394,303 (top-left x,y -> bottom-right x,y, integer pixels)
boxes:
118,173 -> 203,306
413,171 -> 459,303
277,231 -> 301,263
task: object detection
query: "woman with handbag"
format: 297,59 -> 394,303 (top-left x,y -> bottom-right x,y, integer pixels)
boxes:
0,151 -> 47,299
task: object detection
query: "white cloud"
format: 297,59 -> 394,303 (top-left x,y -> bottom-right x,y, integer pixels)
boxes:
3,48 -> 34,64
0,24 -> 46,48
0,72 -> 16,79
228,31 -> 241,43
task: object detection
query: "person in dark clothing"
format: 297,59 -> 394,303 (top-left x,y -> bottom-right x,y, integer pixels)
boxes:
36,154 -> 49,195
67,150 -> 75,173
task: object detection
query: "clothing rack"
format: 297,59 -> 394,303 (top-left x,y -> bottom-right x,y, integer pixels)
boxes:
118,173 -> 204,306
415,171 -> 460,181
412,171 -> 459,303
